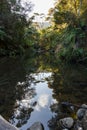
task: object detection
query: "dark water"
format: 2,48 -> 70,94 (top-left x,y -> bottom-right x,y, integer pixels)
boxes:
0,53 -> 87,130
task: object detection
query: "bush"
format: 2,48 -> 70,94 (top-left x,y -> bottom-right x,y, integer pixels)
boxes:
58,48 -> 84,62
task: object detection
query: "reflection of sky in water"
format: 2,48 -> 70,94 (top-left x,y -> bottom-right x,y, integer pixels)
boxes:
35,94 -> 49,110
12,72 -> 57,130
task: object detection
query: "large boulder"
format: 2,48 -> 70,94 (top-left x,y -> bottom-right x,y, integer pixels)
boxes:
0,115 -> 18,130
27,122 -> 44,130
59,117 -> 74,129
82,110 -> 87,130
76,104 -> 87,120
75,104 -> 87,130
74,120 -> 83,130
0,115 -> 44,130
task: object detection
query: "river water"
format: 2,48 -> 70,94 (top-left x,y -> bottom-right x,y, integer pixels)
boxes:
0,52 -> 87,130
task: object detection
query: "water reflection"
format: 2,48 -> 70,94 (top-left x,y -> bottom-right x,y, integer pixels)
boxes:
0,53 -> 87,130
37,94 -> 49,109
49,64 -> 87,104
0,57 -> 26,120
12,72 -> 56,130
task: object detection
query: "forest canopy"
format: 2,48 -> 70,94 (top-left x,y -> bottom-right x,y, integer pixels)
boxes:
0,0 -> 87,63
45,0 -> 87,62
0,0 -> 39,55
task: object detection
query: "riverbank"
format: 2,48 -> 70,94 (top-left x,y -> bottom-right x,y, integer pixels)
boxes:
48,103 -> 87,130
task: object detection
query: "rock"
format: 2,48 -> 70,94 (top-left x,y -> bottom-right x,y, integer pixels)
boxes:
50,103 -> 59,112
82,110 -> 87,130
48,116 -> 58,127
75,104 -> 87,130
75,126 -> 83,130
0,115 -> 44,130
60,102 -> 74,114
59,117 -> 74,129
77,104 -> 87,120
81,104 -> 87,109
27,122 -> 44,130
0,115 -> 18,130
62,128 -> 68,130
77,109 -> 85,120
74,120 -> 83,130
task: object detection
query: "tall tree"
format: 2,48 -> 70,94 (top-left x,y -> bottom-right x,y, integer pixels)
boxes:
0,0 -> 33,54
46,0 -> 87,62
52,0 -> 87,26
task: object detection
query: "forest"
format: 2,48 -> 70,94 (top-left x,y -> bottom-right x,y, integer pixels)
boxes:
1,1 -> 87,130
0,0 -> 87,63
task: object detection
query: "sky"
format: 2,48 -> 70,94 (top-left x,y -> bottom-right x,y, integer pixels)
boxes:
22,0 -> 55,16
31,0 -> 55,15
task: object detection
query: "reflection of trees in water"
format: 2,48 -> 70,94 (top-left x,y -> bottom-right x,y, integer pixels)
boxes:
23,52 -> 57,74
48,64 -> 87,130
10,74 -> 37,128
0,53 -> 54,128
48,64 -> 87,104
0,57 -> 26,120
12,72 -> 53,128
0,57 -> 36,127
1,53 -> 87,129
12,86 -> 36,127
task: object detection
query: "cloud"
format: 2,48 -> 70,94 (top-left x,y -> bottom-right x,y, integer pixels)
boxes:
35,94 -> 50,111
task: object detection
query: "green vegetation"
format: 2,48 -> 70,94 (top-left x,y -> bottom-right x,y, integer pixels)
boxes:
0,0 -> 87,63
41,0 -> 87,63
0,0 -> 39,56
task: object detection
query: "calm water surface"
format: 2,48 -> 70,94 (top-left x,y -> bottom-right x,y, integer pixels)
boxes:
12,72 -> 57,130
0,53 -> 87,130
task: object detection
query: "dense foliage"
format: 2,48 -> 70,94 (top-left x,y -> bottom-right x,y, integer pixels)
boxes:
41,0 -> 87,62
0,0 -> 39,56
1,0 -> 87,63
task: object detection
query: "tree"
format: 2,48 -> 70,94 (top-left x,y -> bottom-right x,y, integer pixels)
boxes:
46,0 -> 87,62
53,0 -> 87,26
0,0 -> 34,55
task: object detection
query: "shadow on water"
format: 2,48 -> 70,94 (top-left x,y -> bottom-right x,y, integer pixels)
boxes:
0,52 -> 87,130
0,57 -> 26,120
48,63 -> 87,104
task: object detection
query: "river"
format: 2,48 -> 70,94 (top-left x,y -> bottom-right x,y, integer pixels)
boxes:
0,52 -> 87,130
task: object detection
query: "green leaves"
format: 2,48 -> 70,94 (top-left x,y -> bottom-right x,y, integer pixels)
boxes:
53,0 -> 87,27
24,26 -> 40,47
0,0 -> 35,55
0,30 -> 6,40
